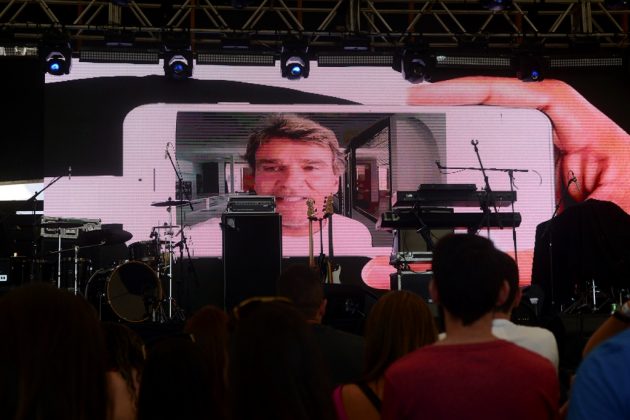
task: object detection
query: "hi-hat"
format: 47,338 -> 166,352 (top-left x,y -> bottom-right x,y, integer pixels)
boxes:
151,200 -> 190,207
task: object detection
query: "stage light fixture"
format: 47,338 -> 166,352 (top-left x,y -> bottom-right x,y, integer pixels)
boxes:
393,46 -> 436,83
280,40 -> 309,80
40,42 -> 72,76
163,50 -> 193,80
480,0 -> 513,11
604,0 -> 628,9
512,54 -> 547,82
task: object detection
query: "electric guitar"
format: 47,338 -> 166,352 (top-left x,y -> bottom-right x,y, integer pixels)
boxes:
306,198 -> 317,269
323,195 -> 341,284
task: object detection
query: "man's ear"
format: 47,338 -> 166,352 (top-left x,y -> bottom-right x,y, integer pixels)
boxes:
496,280 -> 510,307
319,298 -> 327,318
512,288 -> 523,310
429,279 -> 439,304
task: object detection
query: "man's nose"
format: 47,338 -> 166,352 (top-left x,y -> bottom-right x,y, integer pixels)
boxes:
282,166 -> 307,188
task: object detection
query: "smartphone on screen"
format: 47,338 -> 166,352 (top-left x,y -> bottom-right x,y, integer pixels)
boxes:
43,103 -> 554,283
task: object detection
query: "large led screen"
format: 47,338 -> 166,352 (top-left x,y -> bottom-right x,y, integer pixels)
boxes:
39,62 -> 630,290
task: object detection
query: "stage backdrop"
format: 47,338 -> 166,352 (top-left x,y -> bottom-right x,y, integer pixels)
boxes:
38,60 -> 630,289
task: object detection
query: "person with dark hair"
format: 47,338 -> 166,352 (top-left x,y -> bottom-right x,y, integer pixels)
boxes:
190,113 -> 373,257
382,234 -> 560,420
229,298 -> 337,420
101,322 -> 145,420
492,250 -> 559,370
0,283 -> 108,420
561,297 -> 630,419
276,264 -> 365,386
137,334 -> 225,420
334,291 -> 438,420
183,304 -> 229,412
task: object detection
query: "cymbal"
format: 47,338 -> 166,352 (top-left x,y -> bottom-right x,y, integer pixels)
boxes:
78,229 -> 133,246
152,225 -> 180,229
151,200 -> 190,207
38,221 -> 85,229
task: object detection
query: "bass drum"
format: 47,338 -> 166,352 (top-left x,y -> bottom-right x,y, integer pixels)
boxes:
84,261 -> 162,323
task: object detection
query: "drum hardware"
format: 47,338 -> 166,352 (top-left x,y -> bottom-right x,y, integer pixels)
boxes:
562,279 -> 617,315
84,261 -> 162,323
150,198 -> 186,322
49,241 -> 101,294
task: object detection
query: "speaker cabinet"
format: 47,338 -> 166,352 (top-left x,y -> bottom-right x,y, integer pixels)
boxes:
222,213 -> 282,310
390,271 -> 432,301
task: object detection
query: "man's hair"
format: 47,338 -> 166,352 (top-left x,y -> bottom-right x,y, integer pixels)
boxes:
244,114 -> 346,175
276,264 -> 324,320
495,250 -> 520,314
431,233 -> 503,326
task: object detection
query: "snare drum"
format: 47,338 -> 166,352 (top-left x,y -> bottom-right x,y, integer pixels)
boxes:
128,241 -> 160,266
84,261 -> 162,323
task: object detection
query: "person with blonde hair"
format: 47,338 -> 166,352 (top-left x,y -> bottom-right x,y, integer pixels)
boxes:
334,290 -> 438,420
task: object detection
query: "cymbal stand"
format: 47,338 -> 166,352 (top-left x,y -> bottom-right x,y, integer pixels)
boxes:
56,228 -> 62,289
168,205 -> 175,318
155,201 -> 184,322
73,244 -> 79,295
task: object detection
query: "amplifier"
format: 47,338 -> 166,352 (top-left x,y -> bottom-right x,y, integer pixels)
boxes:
390,271 -> 433,301
226,195 -> 276,213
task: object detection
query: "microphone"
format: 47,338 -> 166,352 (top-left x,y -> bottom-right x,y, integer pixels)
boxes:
471,139 -> 479,146
435,160 -> 442,170
68,166 -> 72,180
568,170 -> 581,193
164,142 -> 170,160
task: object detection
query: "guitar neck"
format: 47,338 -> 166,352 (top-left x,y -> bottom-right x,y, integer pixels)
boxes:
327,214 -> 334,261
318,219 -> 325,256
308,219 -> 315,268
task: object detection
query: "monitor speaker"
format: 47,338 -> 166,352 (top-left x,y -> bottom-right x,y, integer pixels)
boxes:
390,271 -> 432,300
222,213 -> 282,310
390,271 -> 440,320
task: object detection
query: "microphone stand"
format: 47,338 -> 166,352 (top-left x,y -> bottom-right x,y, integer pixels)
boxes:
436,150 -> 529,264
539,175 -> 575,311
470,139 -> 499,236
24,175 -> 64,281
165,143 -> 197,318
411,202 -> 435,251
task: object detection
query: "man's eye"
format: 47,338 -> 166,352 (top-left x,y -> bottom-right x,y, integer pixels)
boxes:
303,165 -> 320,171
261,166 -> 283,172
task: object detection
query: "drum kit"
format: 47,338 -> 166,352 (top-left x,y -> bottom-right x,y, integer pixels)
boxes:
16,198 -> 190,324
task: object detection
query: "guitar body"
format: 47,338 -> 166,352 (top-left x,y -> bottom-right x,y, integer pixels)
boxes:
324,195 -> 341,284
307,195 -> 341,284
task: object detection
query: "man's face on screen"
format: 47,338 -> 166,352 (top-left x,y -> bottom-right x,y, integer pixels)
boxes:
255,138 -> 339,236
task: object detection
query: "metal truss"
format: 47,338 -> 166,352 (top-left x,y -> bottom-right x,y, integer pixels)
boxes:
0,0 -> 628,52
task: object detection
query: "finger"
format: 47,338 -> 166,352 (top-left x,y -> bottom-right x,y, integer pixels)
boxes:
407,76 -> 628,154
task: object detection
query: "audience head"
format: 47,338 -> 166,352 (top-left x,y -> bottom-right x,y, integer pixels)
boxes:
229,297 -> 336,420
276,264 -> 326,322
184,305 -> 229,400
0,283 -> 107,420
101,322 -> 145,404
363,291 -> 438,382
494,250 -> 521,314
431,233 -> 505,325
138,334 -> 223,420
